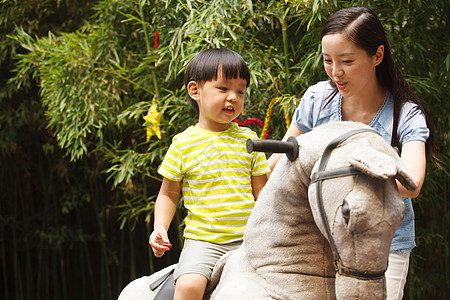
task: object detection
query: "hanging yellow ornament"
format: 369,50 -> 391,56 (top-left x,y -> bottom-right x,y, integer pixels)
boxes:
143,98 -> 162,141
260,97 -> 291,139
260,97 -> 277,139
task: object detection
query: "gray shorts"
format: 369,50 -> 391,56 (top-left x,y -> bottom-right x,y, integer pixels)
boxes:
173,239 -> 241,281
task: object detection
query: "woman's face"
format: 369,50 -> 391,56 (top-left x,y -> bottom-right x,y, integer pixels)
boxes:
321,33 -> 383,99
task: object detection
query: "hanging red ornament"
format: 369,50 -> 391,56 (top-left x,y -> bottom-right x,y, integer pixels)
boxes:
155,30 -> 159,49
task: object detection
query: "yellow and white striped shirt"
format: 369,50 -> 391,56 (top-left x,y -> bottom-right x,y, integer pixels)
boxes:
158,122 -> 270,243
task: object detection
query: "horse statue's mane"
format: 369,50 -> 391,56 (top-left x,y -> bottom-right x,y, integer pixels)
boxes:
118,121 -> 416,300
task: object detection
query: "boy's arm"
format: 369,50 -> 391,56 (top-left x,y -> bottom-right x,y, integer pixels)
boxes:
251,174 -> 268,201
149,177 -> 181,257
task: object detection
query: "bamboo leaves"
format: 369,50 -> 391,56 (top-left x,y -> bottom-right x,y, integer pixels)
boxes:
3,0 -> 449,299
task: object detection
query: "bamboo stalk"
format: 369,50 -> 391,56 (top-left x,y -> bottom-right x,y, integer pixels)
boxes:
175,200 -> 186,249
25,236 -> 32,300
75,215 -> 87,299
1,226 -> 8,299
12,188 -> 23,300
118,226 -> 126,293
44,247 -> 49,300
23,149 -> 35,300
441,177 -> 448,293
1,162 -> 12,299
59,248 -> 69,300
90,172 -> 112,300
142,174 -> 155,274
75,206 -> 95,296
128,223 -> 136,278
36,200 -> 47,300
52,248 -> 59,299
82,233 -> 98,297
279,16 -> 292,95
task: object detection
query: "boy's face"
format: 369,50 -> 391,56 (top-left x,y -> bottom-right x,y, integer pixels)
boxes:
188,71 -> 247,132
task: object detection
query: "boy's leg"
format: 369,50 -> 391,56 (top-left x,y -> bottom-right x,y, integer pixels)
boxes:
174,273 -> 208,300
385,252 -> 410,300
173,239 -> 241,299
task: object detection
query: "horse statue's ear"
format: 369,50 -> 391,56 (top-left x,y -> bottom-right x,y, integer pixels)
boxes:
349,146 -> 417,191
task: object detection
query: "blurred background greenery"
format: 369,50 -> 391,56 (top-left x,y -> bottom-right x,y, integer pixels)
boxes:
1,0 -> 448,299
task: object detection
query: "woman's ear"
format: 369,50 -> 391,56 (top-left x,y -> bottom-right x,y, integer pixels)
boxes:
374,45 -> 384,66
187,81 -> 200,100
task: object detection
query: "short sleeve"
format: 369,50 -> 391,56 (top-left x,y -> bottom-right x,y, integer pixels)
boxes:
398,102 -> 429,145
292,85 -> 317,133
158,140 -> 183,181
246,130 -> 270,176
251,151 -> 270,176
292,81 -> 332,133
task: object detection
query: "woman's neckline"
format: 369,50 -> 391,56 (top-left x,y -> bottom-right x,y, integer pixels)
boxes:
338,91 -> 389,126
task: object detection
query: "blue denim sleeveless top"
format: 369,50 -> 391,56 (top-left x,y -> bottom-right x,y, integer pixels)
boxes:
292,81 -> 429,253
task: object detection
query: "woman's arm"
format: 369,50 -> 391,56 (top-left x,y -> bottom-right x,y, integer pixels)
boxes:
267,124 -> 305,171
397,140 -> 427,198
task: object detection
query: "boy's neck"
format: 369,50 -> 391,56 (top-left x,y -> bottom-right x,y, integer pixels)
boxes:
197,121 -> 231,132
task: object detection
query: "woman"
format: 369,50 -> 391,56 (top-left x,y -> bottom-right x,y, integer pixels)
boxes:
268,7 -> 437,300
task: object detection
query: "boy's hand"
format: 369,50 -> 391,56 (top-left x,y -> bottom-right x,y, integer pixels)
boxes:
149,230 -> 172,257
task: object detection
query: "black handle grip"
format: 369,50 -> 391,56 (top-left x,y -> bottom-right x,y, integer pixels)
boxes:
246,136 -> 299,161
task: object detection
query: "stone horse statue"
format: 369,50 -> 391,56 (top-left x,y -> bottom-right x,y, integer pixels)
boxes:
118,121 -> 416,300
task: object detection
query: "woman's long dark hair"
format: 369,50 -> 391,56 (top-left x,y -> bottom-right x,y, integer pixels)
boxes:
320,7 -> 437,164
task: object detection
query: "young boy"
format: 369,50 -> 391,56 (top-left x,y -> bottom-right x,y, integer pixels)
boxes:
149,49 -> 270,300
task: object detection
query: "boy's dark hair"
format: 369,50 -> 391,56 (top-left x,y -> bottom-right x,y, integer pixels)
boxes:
185,48 -> 251,114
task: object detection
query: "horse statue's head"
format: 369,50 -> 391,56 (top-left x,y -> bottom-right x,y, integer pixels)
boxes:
306,124 -> 416,298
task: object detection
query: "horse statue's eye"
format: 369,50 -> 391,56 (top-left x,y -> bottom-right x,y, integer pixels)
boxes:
342,200 -> 350,224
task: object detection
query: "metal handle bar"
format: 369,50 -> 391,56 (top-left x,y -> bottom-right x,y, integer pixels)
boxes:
246,136 -> 299,161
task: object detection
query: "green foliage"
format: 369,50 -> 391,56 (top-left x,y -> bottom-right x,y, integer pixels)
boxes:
1,0 -> 448,299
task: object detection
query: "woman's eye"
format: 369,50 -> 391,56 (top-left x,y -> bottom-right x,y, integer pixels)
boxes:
219,87 -> 227,91
342,60 -> 353,64
237,90 -> 245,95
324,59 -> 332,64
